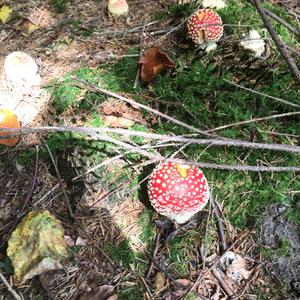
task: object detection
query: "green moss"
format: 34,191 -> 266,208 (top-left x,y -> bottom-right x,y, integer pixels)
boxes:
138,209 -> 155,246
119,285 -> 144,300
103,240 -> 136,268
168,231 -> 202,277
50,0 -> 70,13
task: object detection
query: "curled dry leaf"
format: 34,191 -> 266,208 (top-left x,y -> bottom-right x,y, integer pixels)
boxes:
102,115 -> 134,128
0,108 -> 21,146
139,47 -> 175,82
20,7 -> 55,35
163,278 -> 194,300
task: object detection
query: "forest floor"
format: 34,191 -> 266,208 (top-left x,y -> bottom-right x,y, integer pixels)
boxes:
0,0 -> 300,299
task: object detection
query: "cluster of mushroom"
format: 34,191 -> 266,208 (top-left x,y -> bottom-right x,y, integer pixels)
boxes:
147,162 -> 210,224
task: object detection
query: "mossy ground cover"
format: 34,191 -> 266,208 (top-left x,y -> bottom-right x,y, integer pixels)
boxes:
1,0 -> 299,299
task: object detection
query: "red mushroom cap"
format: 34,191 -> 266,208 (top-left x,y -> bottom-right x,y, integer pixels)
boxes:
147,162 -> 210,224
187,9 -> 223,44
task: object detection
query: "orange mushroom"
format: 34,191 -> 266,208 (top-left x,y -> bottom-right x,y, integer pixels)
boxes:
0,109 -> 21,146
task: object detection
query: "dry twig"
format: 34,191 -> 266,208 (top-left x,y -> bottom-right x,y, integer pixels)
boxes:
43,139 -> 74,218
206,111 -> 300,133
0,272 -> 22,300
224,79 -> 300,108
252,0 -> 300,83
2,126 -> 300,172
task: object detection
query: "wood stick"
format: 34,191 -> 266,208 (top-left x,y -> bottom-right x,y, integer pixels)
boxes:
252,0 -> 300,83
0,272 -> 22,300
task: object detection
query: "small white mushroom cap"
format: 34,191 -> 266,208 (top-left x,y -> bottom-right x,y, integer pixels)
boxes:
4,51 -> 40,84
108,0 -> 129,17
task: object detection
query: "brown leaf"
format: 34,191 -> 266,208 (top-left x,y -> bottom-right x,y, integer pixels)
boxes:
79,284 -> 115,300
153,272 -> 166,292
102,115 -> 135,128
99,99 -> 145,128
139,47 -> 175,82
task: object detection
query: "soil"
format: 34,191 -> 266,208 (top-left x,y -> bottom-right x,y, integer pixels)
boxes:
261,203 -> 300,299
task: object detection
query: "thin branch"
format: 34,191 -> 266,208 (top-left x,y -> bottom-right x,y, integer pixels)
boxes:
2,126 -> 300,171
145,232 -> 161,280
205,111 -> 300,132
179,230 -> 253,300
224,79 -> 300,108
252,0 -> 300,83
248,0 -> 300,37
27,126 -> 300,154
264,8 -> 300,37
211,267 -> 235,297
43,139 -> 74,218
210,195 -> 227,252
0,272 -> 22,300
71,77 -> 220,139
2,126 -> 300,172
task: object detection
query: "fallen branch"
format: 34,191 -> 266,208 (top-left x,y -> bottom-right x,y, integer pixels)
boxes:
71,77 -> 220,139
7,126 -> 300,154
211,267 -> 235,297
248,0 -> 300,37
43,139 -> 74,219
252,0 -> 300,83
1,126 -> 300,172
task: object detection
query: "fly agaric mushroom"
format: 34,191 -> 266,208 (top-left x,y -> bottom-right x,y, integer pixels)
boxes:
147,162 -> 209,224
187,9 -> 223,45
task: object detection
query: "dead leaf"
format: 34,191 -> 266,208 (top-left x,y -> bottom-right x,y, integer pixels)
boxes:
153,272 -> 166,292
7,210 -> 69,282
139,47 -> 175,82
19,18 -> 39,35
0,4 -> 12,24
99,99 -> 145,128
102,115 -> 135,128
